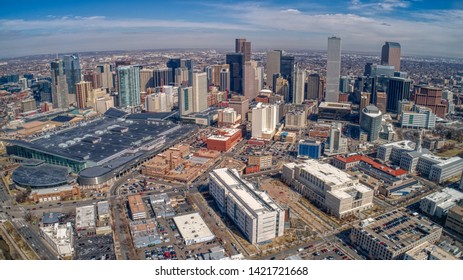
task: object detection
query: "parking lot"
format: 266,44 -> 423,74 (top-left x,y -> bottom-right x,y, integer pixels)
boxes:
75,234 -> 116,260
299,243 -> 354,260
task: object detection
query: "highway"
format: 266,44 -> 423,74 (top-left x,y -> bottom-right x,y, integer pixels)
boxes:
12,218 -> 57,260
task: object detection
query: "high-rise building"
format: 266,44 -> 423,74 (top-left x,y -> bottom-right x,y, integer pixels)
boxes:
181,59 -> 194,86
83,71 -> 101,90
226,53 -> 244,94
274,75 -> 289,100
207,64 -> 229,88
50,59 -> 69,109
116,66 -> 141,108
235,38 -> 251,62
145,92 -> 171,112
360,105 -> 382,141
166,58 -> 181,84
293,65 -> 305,104
175,67 -> 189,86
414,86 -> 447,118
326,37 -> 341,102
219,68 -> 230,93
178,86 -> 193,116
381,42 -> 401,71
251,103 -> 278,139
153,68 -> 172,88
375,91 -> 387,113
63,54 -> 81,96
229,95 -> 249,119
386,77 -> 411,113
75,81 -> 92,109
339,76 -> 349,93
297,140 -> 322,159
243,61 -> 258,101
139,68 -> 154,92
217,107 -> 241,127
96,64 -> 113,89
266,50 -> 282,90
192,72 -> 208,112
328,122 -> 347,154
280,55 -> 295,103
307,73 -> 325,101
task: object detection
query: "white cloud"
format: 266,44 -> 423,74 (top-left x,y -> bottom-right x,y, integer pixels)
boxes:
349,0 -> 410,12
281,9 -> 302,14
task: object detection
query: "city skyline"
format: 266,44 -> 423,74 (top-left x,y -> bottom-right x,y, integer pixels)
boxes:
1,0 -> 463,58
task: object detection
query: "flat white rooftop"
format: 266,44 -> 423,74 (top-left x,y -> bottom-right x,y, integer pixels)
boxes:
173,213 -> 214,243
211,168 -> 283,216
382,140 -> 415,150
294,160 -> 355,186
76,205 -> 96,229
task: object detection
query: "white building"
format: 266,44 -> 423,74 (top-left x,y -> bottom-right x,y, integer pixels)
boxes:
377,140 -> 415,164
41,223 -> 74,257
420,188 -> 463,218
192,72 -> 208,113
400,105 -> 437,129
326,37 -> 341,102
404,241 -> 457,260
282,160 -> 374,218
251,102 -> 278,139
76,205 -> 96,236
173,213 -> 215,245
209,168 -> 285,244
292,66 -> 305,104
417,154 -> 463,184
145,92 -> 172,112
327,122 -> 347,155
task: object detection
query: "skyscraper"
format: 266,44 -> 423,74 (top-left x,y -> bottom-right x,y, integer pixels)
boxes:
139,68 -> 154,92
226,53 -> 244,94
266,50 -> 282,90
96,64 -> 113,89
307,73 -> 325,101
181,59 -> 194,86
166,58 -> 181,84
386,77 -> 411,113
153,68 -> 172,88
219,68 -> 230,93
243,61 -> 258,101
116,66 -> 141,108
75,81 -> 92,109
293,65 -> 305,104
235,38 -> 251,62
63,54 -> 81,95
192,72 -> 208,112
178,86 -> 193,116
360,105 -> 382,141
280,55 -> 295,103
381,42 -> 401,71
252,103 -> 278,139
50,59 -> 69,109
326,37 -> 341,102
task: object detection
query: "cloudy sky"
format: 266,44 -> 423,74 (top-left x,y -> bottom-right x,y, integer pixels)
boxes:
1,0 -> 462,58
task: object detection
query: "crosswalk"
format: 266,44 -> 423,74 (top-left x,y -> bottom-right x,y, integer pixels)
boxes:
12,217 -> 27,227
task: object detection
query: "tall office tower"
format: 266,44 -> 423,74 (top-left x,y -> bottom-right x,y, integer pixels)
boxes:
235,38 -> 251,62
339,76 -> 349,93
116,66 -> 141,108
166,58 -> 181,84
293,65 -> 305,104
226,53 -> 244,94
386,77 -> 411,113
266,50 -> 282,90
376,91 -> 387,113
252,103 -> 278,138
414,86 -> 447,118
207,64 -> 229,88
360,92 -> 371,112
83,71 -> 101,89
180,59 -> 194,86
220,68 -> 230,93
307,73 -> 325,101
153,68 -> 172,88
328,122 -> 347,154
145,92 -> 171,112
175,67 -> 189,86
96,64 -> 113,89
192,72 -> 208,112
63,54 -> 81,96
243,61 -> 258,101
326,37 -> 341,102
256,66 -> 264,92
381,42 -> 401,71
50,59 -> 69,109
280,55 -> 295,102
139,68 -> 154,92
75,81 -> 92,109
274,75 -> 289,100
178,86 -> 193,116
360,105 -> 382,141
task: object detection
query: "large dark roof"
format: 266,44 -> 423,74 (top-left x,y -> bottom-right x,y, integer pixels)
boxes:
51,115 -> 75,123
12,163 -> 70,188
104,107 -> 128,118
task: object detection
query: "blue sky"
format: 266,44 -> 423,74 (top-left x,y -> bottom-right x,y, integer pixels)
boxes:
1,0 -> 463,58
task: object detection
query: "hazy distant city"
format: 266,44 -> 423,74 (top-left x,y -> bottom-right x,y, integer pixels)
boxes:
2,0 -> 463,261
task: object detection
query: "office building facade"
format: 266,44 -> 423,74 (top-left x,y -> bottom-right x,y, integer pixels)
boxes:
326,37 -> 341,102
381,42 -> 401,71
116,66 -> 141,108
